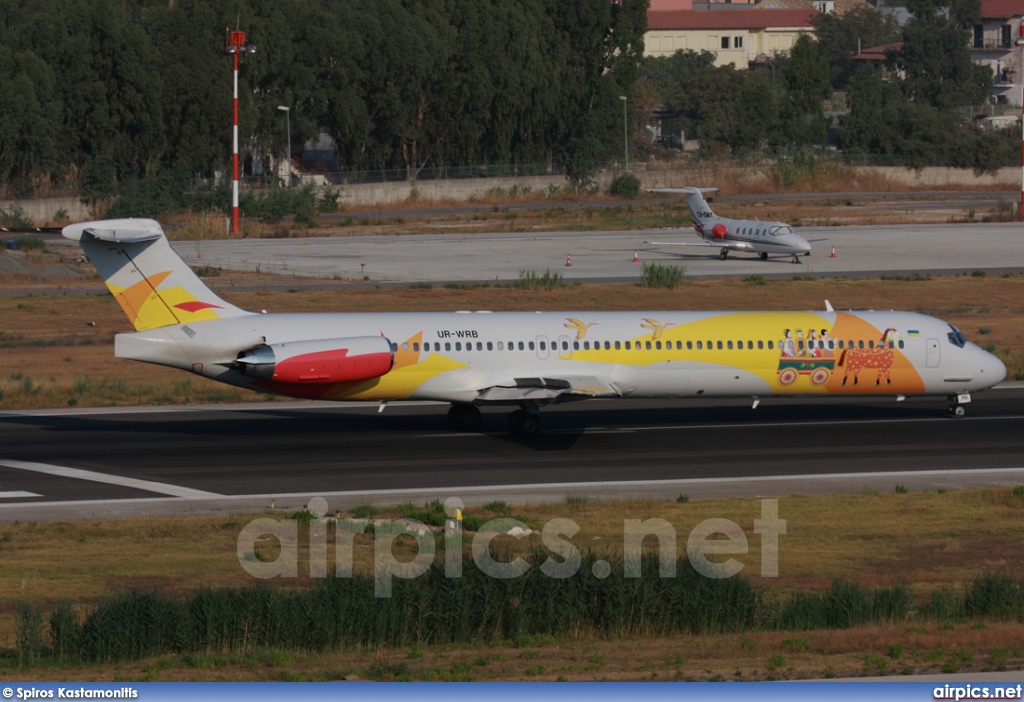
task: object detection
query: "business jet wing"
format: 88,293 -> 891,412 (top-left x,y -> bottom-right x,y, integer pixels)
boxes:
643,240 -> 757,251
475,376 -> 620,403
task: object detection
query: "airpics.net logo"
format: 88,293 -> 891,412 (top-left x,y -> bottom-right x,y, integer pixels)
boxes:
236,497 -> 786,597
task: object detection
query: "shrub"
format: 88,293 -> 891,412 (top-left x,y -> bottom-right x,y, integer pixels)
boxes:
518,269 -> 563,290
1,205 -> 33,229
640,263 -> 685,289
608,173 -> 641,198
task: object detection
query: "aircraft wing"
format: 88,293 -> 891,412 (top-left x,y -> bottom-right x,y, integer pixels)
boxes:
806,237 -> 829,243
647,187 -> 719,195
643,240 -> 756,251
475,376 -> 620,404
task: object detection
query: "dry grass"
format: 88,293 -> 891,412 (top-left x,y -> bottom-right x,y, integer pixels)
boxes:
1,274 -> 1022,409
2,488 -> 1024,680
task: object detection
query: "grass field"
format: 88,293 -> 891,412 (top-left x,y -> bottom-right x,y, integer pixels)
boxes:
1,488 -> 1024,681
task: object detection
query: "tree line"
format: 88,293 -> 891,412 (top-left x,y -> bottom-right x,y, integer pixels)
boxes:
0,0 -> 645,195
641,0 -> 1017,171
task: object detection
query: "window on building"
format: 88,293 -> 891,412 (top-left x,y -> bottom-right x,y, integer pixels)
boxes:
721,36 -> 730,49
734,36 -> 744,49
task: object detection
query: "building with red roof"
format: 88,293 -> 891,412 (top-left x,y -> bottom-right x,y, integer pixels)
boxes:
646,8 -> 819,68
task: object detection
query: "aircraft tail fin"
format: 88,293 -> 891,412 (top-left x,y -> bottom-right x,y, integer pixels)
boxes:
647,187 -> 719,221
63,218 -> 252,331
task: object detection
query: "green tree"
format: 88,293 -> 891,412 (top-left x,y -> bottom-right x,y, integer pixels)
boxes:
895,0 -> 991,108
779,34 -> 832,145
812,6 -> 897,89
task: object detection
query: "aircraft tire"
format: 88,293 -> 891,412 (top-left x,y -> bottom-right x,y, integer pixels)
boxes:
448,403 -> 482,431
759,252 -> 768,261
948,404 -> 966,418
507,409 -> 541,437
719,250 -> 728,261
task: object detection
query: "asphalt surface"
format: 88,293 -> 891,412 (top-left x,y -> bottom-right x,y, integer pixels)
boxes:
1,387 -> 1022,522
174,221 -> 1024,284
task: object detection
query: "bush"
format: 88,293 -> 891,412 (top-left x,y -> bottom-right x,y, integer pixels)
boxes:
640,263 -> 685,289
518,269 -> 563,290
608,173 -> 641,198
0,205 -> 33,229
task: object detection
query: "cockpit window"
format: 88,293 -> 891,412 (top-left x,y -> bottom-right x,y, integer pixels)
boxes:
768,225 -> 793,237
947,324 -> 967,348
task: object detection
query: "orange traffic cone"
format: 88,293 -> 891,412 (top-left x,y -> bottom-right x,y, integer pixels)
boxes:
830,245 -> 837,258
566,253 -> 573,267
633,249 -> 639,263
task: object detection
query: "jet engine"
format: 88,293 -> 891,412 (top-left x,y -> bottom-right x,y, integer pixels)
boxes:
711,223 -> 727,239
235,336 -> 394,384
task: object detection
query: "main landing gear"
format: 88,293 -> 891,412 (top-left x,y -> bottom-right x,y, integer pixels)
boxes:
791,253 -> 801,264
507,407 -> 542,437
447,402 -> 482,432
946,396 -> 967,418
447,403 -> 544,436
759,252 -> 768,261
719,247 -> 729,260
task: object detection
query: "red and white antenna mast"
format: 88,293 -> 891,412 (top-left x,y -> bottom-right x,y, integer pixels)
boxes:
225,28 -> 256,236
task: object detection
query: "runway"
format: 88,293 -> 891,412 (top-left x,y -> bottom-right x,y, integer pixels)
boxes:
174,221 -> 1024,284
1,387 -> 1022,522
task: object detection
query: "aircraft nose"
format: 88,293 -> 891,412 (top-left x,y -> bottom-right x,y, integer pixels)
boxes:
798,240 -> 811,254
979,346 -> 1007,387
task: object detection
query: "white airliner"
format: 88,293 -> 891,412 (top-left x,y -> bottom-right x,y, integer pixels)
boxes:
64,219 -> 1004,436
645,187 -> 825,263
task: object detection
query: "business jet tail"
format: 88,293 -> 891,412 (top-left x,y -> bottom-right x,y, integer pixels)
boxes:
63,218 -> 252,332
648,186 -> 719,219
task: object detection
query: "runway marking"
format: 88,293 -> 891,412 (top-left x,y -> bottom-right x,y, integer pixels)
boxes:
0,466 -> 1022,513
0,491 -> 41,499
0,460 -> 221,498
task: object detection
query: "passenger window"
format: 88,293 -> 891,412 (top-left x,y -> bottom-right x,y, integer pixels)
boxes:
391,343 -> 398,352
625,341 -> 631,350
604,341 -> 611,350
583,341 -> 590,350
562,341 -> 568,350
413,342 -> 420,352
645,341 -> 652,350
727,341 -> 733,350
574,341 -> 580,350
445,342 -> 451,351
487,342 -> 493,351
748,341 -> 753,349
402,342 -> 409,352
717,341 -> 723,350
539,341 -> 546,351
858,340 -> 864,349
697,341 -> 703,350
614,341 -> 621,350
898,340 -> 904,349
529,341 -> 535,350
656,341 -> 662,350
757,340 -> 764,350
518,341 -> 524,351
456,342 -> 462,351
868,340 -> 875,349
687,341 -> 693,350
798,341 -> 804,351
768,340 -> 774,350
496,341 -> 503,351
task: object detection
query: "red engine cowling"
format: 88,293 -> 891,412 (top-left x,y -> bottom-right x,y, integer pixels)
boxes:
236,336 -> 394,384
711,223 -> 727,239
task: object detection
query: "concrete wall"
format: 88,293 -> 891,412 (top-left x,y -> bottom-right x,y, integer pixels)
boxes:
4,165 -> 1017,225
0,197 -> 89,224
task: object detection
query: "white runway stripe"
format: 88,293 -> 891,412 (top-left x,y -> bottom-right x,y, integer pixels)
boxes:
0,459 -> 220,498
0,491 -> 41,499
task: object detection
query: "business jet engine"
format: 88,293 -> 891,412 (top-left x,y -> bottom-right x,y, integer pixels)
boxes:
711,223 -> 727,239
235,336 -> 394,384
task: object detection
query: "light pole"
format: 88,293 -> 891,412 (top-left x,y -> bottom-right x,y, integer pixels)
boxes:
619,95 -> 628,173
277,106 -> 291,187
225,29 -> 256,236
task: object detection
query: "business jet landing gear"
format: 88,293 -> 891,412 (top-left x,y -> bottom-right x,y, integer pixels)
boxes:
791,253 -> 801,264
448,402 -> 482,431
719,248 -> 729,260
759,252 -> 768,261
946,396 -> 967,418
507,407 -> 542,437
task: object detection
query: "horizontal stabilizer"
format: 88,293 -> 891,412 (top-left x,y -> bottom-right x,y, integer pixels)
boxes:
647,187 -> 719,195
63,219 -> 165,244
